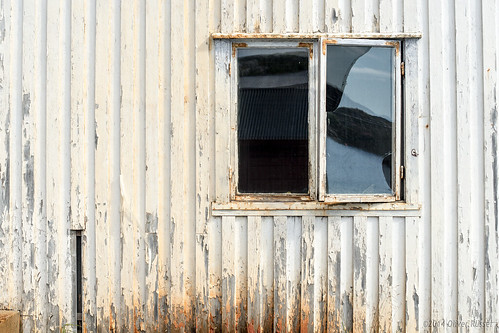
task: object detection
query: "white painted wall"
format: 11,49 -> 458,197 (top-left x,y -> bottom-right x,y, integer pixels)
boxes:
0,0 -> 496,332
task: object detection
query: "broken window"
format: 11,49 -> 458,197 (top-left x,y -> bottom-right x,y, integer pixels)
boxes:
325,45 -> 395,195
320,40 -> 402,202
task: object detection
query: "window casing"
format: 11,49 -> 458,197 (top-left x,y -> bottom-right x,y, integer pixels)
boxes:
319,39 -> 402,203
220,38 -> 403,203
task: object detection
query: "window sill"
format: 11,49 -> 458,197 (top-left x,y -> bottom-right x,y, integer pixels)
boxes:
211,201 -> 421,217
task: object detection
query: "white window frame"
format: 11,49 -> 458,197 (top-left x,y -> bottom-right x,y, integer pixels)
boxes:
214,37 -> 406,205
318,38 -> 403,203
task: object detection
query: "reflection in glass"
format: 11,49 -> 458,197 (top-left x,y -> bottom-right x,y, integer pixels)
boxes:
326,45 -> 394,194
237,48 -> 309,193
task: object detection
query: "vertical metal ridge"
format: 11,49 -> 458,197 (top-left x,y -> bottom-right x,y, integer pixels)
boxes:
247,215 -> 263,331
246,0 -> 259,33
300,216 -> 313,332
371,0 -> 380,32
119,0 -> 134,329
365,216 -> 379,331
0,0 -> 10,310
441,0 -> 458,322
273,216 -> 287,331
235,216 -> 249,331
288,216 -> 302,331
144,0 -> 160,331
59,0 -> 74,326
109,0 -> 121,330
213,0 -> 222,33
340,216 -> 353,331
157,0 -> 172,329
394,0 -> 403,31
169,0 -> 187,328
405,216 -> 420,331
364,0 -> 378,32
46,0 -> 63,329
221,0 -> 235,33
261,0 -> 273,32
417,0 -> 432,328
429,0 -> 458,324
455,0 -> 475,326
352,216 -> 367,331
378,216 -> 393,331
21,0 -> 35,330
9,0 -> 23,313
468,0 -> 486,323
33,0 -> 49,329
194,0 -> 213,329
313,216 -> 327,331
326,216 -> 341,331
82,0 -> 97,331
208,216 -> 223,331
482,0 -> 499,326
235,0 -> 246,32
132,0 -> 146,329
69,0 -> 85,234
93,0 -> 112,330
391,216 -> 406,330
325,0 -> 352,33
184,0 -> 197,327
222,215 -> 236,331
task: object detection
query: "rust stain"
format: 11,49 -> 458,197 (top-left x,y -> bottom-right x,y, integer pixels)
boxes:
254,20 -> 261,33
209,312 -> 216,332
248,321 -> 256,333
385,41 -> 400,56
300,313 -> 310,333
298,42 -> 314,60
232,42 -> 248,57
109,305 -> 114,332
133,308 -> 137,333
322,39 -> 337,55
276,317 -> 284,333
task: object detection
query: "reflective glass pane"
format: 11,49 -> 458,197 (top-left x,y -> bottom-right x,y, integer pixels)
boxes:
237,48 -> 309,193
326,45 -> 394,194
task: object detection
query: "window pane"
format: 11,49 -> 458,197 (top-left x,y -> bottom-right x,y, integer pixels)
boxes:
237,48 -> 309,194
326,45 -> 394,194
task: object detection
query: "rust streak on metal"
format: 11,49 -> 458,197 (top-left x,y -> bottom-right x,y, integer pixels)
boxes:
212,32 -> 422,39
385,41 -> 400,56
298,42 -> 314,60
232,42 -> 247,57
322,39 -> 338,55
109,305 -> 115,332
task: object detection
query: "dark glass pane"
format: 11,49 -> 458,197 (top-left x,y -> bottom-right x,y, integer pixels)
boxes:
237,48 -> 309,194
326,46 -> 394,194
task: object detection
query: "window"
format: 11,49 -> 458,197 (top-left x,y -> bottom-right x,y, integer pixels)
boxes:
236,44 -> 314,197
217,38 -> 403,203
319,39 -> 402,203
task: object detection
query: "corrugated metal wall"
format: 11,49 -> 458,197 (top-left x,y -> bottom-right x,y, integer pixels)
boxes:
0,0 -> 497,332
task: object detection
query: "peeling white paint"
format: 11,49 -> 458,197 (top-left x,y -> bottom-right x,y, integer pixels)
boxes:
0,0 -> 497,332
